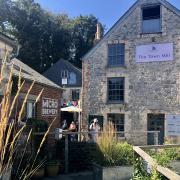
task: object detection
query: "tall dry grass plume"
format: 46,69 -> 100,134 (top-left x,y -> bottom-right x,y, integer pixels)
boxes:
0,53 -> 53,179
96,121 -> 117,165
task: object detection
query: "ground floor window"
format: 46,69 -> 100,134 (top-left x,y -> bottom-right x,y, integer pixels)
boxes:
26,101 -> 36,119
107,113 -> 124,137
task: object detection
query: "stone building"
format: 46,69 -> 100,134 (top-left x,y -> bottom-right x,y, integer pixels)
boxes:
0,32 -> 16,60
0,32 -> 16,95
82,0 -> 180,145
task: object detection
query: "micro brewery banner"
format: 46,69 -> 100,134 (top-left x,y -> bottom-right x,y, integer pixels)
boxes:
42,97 -> 58,116
166,115 -> 180,136
136,43 -> 173,62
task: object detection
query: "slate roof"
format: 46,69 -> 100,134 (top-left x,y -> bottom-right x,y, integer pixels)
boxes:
82,0 -> 180,60
43,59 -> 82,88
12,58 -> 62,89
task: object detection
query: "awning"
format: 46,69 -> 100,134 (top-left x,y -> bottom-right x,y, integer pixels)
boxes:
61,106 -> 82,112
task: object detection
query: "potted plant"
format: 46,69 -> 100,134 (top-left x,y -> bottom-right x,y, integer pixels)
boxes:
32,158 -> 45,179
46,159 -> 60,177
32,165 -> 45,179
92,122 -> 133,180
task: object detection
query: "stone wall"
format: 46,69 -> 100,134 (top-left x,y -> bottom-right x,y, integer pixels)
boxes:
0,40 -> 13,60
0,38 -> 14,95
82,0 -> 180,144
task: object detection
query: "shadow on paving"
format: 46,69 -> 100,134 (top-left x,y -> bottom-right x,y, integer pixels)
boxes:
43,171 -> 93,180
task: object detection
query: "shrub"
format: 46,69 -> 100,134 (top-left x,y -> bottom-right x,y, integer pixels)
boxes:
148,148 -> 180,166
27,118 -> 48,132
94,121 -> 133,166
112,142 -> 133,166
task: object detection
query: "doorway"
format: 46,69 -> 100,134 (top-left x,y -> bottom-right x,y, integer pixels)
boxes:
147,114 -> 165,145
61,111 -> 74,128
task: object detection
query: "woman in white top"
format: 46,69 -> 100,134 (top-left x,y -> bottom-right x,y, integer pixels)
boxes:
89,118 -> 100,142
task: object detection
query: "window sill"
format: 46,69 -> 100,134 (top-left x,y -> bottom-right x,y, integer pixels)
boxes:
106,101 -> 125,105
140,31 -> 162,35
106,65 -> 127,69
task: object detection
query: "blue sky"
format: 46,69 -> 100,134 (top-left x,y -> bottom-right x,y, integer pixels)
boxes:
35,0 -> 180,31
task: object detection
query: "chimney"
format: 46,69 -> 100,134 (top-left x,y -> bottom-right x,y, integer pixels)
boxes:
95,22 -> 101,43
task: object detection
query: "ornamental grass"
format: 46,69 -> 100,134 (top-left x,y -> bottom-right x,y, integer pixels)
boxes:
96,121 -> 133,166
0,53 -> 54,179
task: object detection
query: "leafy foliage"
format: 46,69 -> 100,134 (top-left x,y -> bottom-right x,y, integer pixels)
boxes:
133,147 -> 180,179
94,122 -> 133,166
0,0 -> 104,72
112,142 -> 133,166
150,148 -> 179,166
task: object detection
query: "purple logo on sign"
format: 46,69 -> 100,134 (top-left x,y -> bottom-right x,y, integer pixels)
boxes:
136,43 -> 173,62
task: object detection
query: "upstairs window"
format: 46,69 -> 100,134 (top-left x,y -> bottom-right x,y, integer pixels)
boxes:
61,70 -> 68,78
108,77 -> 124,103
142,5 -> 161,33
108,44 -> 125,66
69,72 -> 77,85
61,70 -> 68,85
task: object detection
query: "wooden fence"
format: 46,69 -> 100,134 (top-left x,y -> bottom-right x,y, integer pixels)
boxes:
133,145 -> 180,180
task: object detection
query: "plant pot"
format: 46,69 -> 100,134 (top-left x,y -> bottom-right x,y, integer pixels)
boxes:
32,167 -> 45,178
46,164 -> 59,177
93,163 -> 133,180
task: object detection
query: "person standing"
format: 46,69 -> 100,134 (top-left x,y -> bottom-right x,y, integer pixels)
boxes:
61,119 -> 67,130
69,121 -> 76,141
89,118 -> 100,142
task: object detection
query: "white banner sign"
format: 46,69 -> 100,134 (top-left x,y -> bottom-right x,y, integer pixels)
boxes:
166,115 -> 180,136
42,98 -> 58,116
136,43 -> 173,62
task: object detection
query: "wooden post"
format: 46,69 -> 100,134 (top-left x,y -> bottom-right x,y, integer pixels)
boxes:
65,134 -> 68,173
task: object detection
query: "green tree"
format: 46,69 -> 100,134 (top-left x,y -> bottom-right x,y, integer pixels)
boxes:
0,0 -> 104,71
70,15 -> 104,68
